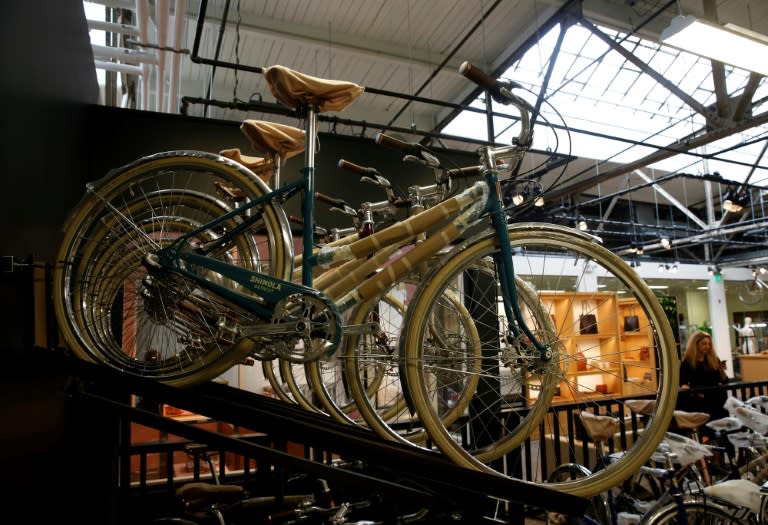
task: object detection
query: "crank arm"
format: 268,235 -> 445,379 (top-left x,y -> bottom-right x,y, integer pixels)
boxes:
241,321 -> 378,338
241,321 -> 302,338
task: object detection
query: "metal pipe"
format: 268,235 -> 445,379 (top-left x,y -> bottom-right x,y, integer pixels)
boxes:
136,0 -> 151,111
87,19 -> 140,36
168,0 -> 186,114
156,0 -> 170,112
91,44 -> 158,63
94,59 -> 144,75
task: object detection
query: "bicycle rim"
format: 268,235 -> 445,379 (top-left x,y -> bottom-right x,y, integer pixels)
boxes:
307,291 -> 410,427
645,499 -> 749,525
343,279 -> 483,446
53,152 -> 292,386
261,358 -> 297,403
401,222 -> 678,497
547,463 -> 609,525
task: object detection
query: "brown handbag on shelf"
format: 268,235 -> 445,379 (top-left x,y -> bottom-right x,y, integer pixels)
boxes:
623,307 -> 640,332
579,304 -> 598,334
575,351 -> 588,371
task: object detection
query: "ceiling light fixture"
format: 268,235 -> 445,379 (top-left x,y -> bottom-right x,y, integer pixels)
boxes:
576,216 -> 588,231
660,236 -> 671,249
660,15 -> 768,77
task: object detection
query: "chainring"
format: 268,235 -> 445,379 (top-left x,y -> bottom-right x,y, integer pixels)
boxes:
270,292 -> 341,363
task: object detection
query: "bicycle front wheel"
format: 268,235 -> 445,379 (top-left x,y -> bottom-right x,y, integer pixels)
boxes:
53,151 -> 293,386
401,222 -> 678,497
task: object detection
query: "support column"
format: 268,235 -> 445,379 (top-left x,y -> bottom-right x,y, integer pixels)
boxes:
707,276 -> 733,374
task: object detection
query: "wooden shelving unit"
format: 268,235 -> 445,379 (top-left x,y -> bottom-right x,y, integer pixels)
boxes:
618,296 -> 657,397
532,292 -> 657,404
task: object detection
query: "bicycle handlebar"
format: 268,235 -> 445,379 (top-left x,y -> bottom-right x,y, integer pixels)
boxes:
459,61 -> 521,104
337,158 -> 380,177
459,60 -> 534,162
374,132 -> 423,156
445,165 -> 483,179
316,191 -> 358,217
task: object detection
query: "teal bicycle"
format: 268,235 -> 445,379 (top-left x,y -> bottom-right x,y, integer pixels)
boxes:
53,62 -> 677,496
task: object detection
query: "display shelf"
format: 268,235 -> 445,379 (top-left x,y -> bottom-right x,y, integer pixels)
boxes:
535,292 -> 656,404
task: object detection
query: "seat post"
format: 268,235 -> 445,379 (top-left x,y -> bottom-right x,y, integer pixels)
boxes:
301,105 -> 318,287
269,151 -> 282,189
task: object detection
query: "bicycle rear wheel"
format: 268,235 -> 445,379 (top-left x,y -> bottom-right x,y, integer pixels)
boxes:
307,289 -> 409,427
401,222 -> 678,496
54,151 -> 292,386
343,278 -> 484,444
546,463 -> 609,525
645,498 -> 749,525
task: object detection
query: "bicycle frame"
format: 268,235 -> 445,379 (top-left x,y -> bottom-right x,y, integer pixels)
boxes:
153,96 -> 548,359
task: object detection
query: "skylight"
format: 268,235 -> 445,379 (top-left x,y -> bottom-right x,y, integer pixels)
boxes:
443,22 -> 768,186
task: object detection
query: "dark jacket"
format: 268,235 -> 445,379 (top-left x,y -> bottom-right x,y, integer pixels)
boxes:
677,361 -> 729,420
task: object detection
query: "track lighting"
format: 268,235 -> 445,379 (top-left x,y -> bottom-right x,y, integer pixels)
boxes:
658,261 -> 679,274
722,187 -> 749,213
503,181 -> 544,207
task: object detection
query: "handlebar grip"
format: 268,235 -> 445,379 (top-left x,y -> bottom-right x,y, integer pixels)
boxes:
445,165 -> 483,179
337,158 -> 373,175
315,192 -> 346,208
459,61 -> 517,104
375,132 -> 422,156
268,508 -> 304,522
375,132 -> 407,150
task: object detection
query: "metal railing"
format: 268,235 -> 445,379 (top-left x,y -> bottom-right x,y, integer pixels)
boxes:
123,380 -> 768,493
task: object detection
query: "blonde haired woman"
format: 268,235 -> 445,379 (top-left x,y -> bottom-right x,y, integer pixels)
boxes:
677,330 -> 729,420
